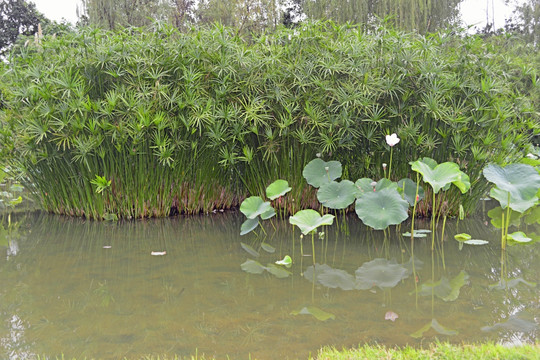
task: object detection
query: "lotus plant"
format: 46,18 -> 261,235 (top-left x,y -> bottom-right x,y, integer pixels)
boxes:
385,133 -> 400,180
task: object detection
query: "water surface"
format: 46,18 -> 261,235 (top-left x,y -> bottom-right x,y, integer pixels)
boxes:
0,211 -> 538,359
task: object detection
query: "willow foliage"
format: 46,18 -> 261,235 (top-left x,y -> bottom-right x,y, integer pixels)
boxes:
1,22 -> 538,219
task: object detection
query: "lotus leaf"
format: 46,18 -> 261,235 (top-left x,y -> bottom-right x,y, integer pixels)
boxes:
289,209 -> 335,235
266,179 -> 292,200
355,258 -> 408,290
490,186 -> 538,213
402,232 -> 427,238
524,206 -> 540,225
506,231 -> 532,245
483,163 -> 540,208
354,178 -> 374,198
240,218 -> 259,236
275,255 -> 292,267
397,178 -> 425,206
303,158 -> 342,188
454,233 -> 472,241
410,159 -> 469,194
463,239 -> 489,245
355,188 -> 409,230
411,319 -> 458,338
240,259 -> 265,274
414,270 -> 469,302
487,206 -> 522,228
260,207 -> 276,220
240,242 -> 260,257
291,306 -> 335,321
240,196 -> 274,219
317,180 -> 356,209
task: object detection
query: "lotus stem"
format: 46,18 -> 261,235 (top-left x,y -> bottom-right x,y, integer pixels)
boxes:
410,173 -> 420,241
388,147 -> 394,180
441,215 -> 447,270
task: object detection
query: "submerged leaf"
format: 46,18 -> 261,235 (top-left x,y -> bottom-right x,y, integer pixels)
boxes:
291,306 -> 335,321
266,179 -> 292,200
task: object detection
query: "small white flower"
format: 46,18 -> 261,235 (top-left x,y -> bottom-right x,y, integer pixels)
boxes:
324,166 -> 329,172
526,153 -> 538,160
316,153 -> 321,158
382,163 -> 387,169
386,133 -> 400,147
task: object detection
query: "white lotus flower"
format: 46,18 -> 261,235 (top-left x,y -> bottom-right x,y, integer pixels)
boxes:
386,133 -> 400,147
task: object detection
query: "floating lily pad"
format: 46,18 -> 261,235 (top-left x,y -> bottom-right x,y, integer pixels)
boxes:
266,179 -> 292,200
463,239 -> 489,245
240,259 -> 265,274
397,178 -> 425,206
411,319 -> 458,338
240,196 -> 274,219
291,306 -> 335,321
240,242 -> 260,257
261,243 -> 275,253
355,187 -> 409,230
454,233 -> 472,241
317,180 -> 356,209
303,159 -> 342,188
415,229 -> 432,233
275,255 -> 292,267
414,271 -> 469,302
483,163 -> 540,213
402,232 -> 427,238
355,258 -> 408,290
240,218 -> 259,236
489,278 -> 537,290
289,209 -> 335,235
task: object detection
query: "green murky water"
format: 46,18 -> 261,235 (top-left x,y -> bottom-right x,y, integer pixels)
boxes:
1,210 -> 538,359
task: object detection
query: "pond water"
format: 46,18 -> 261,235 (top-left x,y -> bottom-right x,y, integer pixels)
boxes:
0,210 -> 538,359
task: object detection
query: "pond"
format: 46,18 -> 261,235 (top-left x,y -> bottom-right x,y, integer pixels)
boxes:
0,209 -> 538,359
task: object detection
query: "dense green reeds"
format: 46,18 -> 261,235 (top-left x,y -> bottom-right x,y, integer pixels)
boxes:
1,21 -> 538,219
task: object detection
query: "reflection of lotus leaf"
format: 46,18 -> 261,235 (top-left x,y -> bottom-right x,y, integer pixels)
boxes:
291,306 -> 335,321
414,271 -> 469,302
303,263 -> 332,283
317,180 -> 356,209
355,188 -> 409,230
489,278 -> 537,290
411,319 -> 458,338
481,315 -> 538,333
318,268 -> 356,291
354,258 -> 408,290
240,218 -> 259,236
403,256 -> 424,276
303,159 -> 342,188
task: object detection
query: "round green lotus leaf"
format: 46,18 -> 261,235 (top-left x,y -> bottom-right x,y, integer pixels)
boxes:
303,158 -> 342,188
397,178 -> 425,206
410,159 -> 466,194
266,179 -> 292,200
487,206 -> 522,228
289,209 -> 335,235
507,231 -> 532,245
524,206 -> 540,225
489,186 -> 538,213
355,258 -> 408,290
463,239 -> 489,245
354,178 -> 374,198
240,196 -> 274,219
454,233 -> 472,242
483,163 -> 540,208
317,180 -> 356,209
355,187 -> 409,230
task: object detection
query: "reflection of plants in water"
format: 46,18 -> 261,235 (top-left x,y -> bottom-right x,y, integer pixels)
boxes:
93,281 -> 115,308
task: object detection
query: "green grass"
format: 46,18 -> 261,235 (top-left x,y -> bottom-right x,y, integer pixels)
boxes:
37,342 -> 540,360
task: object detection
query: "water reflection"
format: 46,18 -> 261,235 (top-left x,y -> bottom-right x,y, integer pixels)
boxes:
0,212 -> 538,359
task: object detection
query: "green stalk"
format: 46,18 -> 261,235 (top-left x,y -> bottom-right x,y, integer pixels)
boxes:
388,146 -> 394,180
410,173 -> 420,241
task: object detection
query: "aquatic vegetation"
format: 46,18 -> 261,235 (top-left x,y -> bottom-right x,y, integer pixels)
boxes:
289,210 -> 335,235
413,271 -> 469,302
290,306 -> 335,321
354,187 -> 409,230
410,319 -> 458,338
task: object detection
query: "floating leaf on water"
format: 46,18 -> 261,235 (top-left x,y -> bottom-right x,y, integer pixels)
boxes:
454,233 -> 472,241
289,209 -> 334,235
483,163 -> 540,213
317,180 -> 356,209
402,232 -> 427,238
291,306 -> 335,321
240,196 -> 274,219
385,311 -> 399,322
463,239 -> 489,245
506,231 -> 532,245
397,178 -> 425,206
303,159 -> 342,188
415,229 -> 432,233
240,242 -> 260,257
489,278 -> 537,290
151,251 -> 167,256
240,259 -> 265,274
261,242 -> 275,253
240,218 -> 259,236
275,255 -> 292,267
355,258 -> 408,290
265,264 -> 291,278
411,319 -> 458,338
103,245 -> 112,249
355,187 -> 409,230
414,271 -> 469,302
481,316 -> 538,333
266,179 -> 292,200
